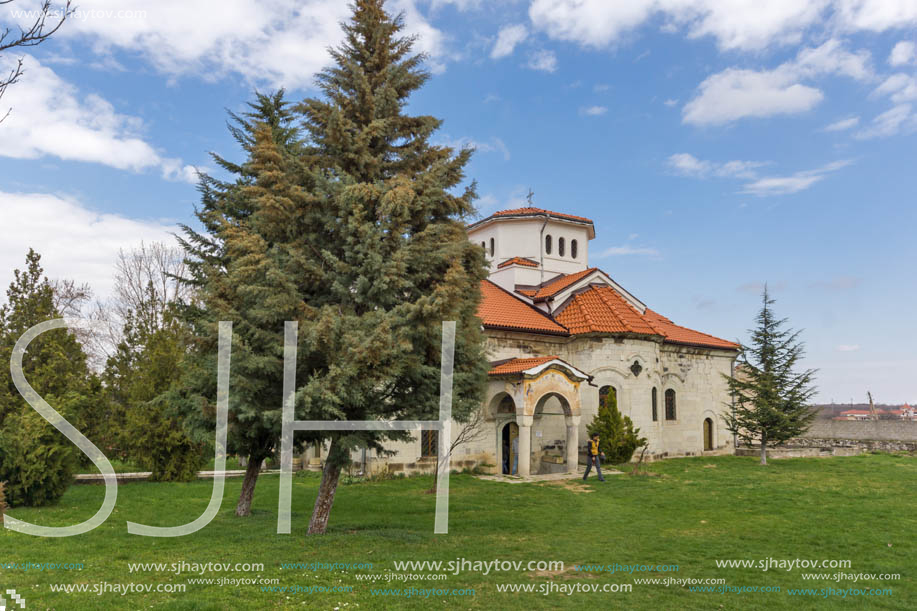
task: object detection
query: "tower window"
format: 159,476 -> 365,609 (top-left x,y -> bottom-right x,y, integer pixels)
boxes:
571,239 -> 578,259
558,237 -> 565,257
545,234 -> 552,255
490,238 -> 495,256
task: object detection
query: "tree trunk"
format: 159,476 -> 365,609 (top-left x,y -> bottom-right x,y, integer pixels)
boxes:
308,439 -> 346,535
235,454 -> 262,516
759,432 -> 768,466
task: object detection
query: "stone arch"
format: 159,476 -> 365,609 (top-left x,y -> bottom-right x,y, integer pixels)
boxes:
488,391 -> 517,418
530,391 -> 577,475
534,391 -> 572,417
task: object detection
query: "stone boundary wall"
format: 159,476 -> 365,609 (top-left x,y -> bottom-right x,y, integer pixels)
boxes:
802,419 -> 917,441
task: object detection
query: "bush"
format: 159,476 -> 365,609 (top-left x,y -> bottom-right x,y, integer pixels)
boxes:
587,390 -> 647,464
0,406 -> 78,507
0,480 -> 7,521
124,395 -> 207,482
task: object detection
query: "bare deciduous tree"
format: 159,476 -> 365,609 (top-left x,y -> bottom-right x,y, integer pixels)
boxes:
112,241 -> 191,327
1,0 -> 72,122
429,409 -> 489,492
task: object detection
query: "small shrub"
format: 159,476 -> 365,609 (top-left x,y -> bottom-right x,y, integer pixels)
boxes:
0,406 -> 78,507
587,390 -> 647,464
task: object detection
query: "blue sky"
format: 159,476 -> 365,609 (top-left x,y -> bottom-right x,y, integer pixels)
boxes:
1,0 -> 915,403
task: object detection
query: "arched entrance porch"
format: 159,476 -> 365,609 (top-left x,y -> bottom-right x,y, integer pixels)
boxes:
485,356 -> 592,477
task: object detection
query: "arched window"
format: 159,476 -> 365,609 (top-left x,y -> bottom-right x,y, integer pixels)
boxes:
481,241 -> 486,251
489,237 -> 495,256
558,237 -> 565,257
545,234 -> 552,255
652,387 -> 658,421
571,239 -> 578,259
665,389 -> 676,421
498,395 -> 515,414
599,385 -> 617,410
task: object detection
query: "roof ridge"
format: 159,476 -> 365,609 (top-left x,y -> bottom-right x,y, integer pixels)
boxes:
596,286 -> 657,335
482,279 -> 571,333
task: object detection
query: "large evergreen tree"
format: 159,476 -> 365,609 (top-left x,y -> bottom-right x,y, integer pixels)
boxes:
177,90 -> 312,516
178,0 -> 489,532
292,0 -> 488,534
724,287 -> 817,465
0,250 -> 91,506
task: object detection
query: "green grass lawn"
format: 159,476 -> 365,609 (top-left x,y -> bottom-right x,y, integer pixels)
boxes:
3,454 -> 914,610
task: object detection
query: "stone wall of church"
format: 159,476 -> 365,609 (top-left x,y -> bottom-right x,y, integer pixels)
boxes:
340,329 -> 736,475
484,330 -> 737,460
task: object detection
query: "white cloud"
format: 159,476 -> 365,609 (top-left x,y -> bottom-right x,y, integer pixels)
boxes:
739,159 -> 853,196
528,1 -> 916,52
663,98 -> 678,106
526,49 -> 557,72
437,135 -> 510,160
0,55 -> 196,181
823,116 -> 860,131
491,24 -> 528,59
888,40 -> 916,66
596,245 -> 660,257
32,0 -> 450,88
835,344 -> 861,352
833,0 -> 917,33
667,153 -> 767,179
580,105 -> 608,116
683,68 -> 821,125
0,191 -> 178,300
873,73 -> 917,103
683,39 -> 871,125
856,103 -> 916,139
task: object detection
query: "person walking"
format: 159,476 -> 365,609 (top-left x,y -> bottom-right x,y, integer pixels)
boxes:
583,432 -> 606,482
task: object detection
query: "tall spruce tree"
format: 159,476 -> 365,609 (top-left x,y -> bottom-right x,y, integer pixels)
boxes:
179,0 -> 488,531
0,250 -> 91,506
292,0 -> 488,535
177,90 -> 308,516
723,287 -> 817,465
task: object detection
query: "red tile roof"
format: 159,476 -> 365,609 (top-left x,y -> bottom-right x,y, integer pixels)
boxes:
477,272 -> 738,351
490,207 -> 593,224
477,280 -> 569,336
488,356 -> 559,376
527,267 -> 600,300
642,308 -> 740,350
556,286 -> 657,336
497,256 -> 539,269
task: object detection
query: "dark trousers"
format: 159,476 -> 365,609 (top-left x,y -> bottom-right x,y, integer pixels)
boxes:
583,455 -> 605,481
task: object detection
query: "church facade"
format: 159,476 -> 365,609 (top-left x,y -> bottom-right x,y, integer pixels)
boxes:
346,207 -> 739,476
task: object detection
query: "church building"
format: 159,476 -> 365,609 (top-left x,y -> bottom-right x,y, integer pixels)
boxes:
348,207 -> 739,476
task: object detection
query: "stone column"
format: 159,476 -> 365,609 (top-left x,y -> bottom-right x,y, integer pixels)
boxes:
517,415 -> 533,477
565,415 -> 581,473
495,421 -> 504,475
